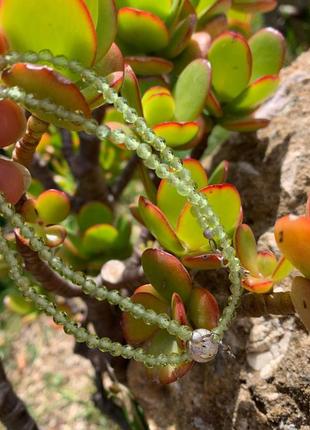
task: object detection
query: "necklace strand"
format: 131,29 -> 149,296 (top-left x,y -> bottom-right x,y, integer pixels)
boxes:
0,50 -> 244,356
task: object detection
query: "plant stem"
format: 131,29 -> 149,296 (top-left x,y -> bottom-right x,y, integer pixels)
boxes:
13,115 -> 49,168
239,292 -> 295,317
111,154 -> 139,201
0,359 -> 39,430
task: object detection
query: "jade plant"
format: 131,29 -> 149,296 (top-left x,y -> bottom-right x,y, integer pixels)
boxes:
0,0 -> 308,429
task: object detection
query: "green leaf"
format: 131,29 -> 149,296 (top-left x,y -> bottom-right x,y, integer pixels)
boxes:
181,253 -> 223,270
36,189 -> 70,225
153,121 -> 199,148
249,27 -> 285,82
291,276 -> 310,332
208,31 -> 252,102
82,224 -> 118,256
85,0 -> 117,62
122,285 -> 168,345
226,75 -> 279,113
174,59 -> 211,121
234,224 -> 259,275
145,330 -> 192,384
197,0 -> 231,24
272,257 -> 293,283
157,158 -> 208,228
232,0 -> 276,13
0,0 -> 97,67
205,90 -> 223,118
142,87 -> 175,127
5,292 -> 37,315
188,287 -> 219,329
44,225 -> 67,247
117,7 -> 169,53
94,43 -> 124,77
257,250 -> 277,277
138,196 -> 185,255
121,64 -> 143,115
77,202 -> 113,232
142,248 -> 192,303
125,56 -> 173,76
274,215 -> 310,279
176,184 -> 242,252
0,99 -> 26,148
220,116 -> 269,132
2,63 -> 91,130
164,14 -> 197,59
208,160 -> 229,184
119,0 -> 173,21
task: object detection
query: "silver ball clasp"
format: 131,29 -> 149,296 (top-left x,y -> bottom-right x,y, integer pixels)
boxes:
187,329 -> 219,363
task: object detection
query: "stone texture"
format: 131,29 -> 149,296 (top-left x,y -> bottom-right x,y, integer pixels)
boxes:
127,51 -> 310,429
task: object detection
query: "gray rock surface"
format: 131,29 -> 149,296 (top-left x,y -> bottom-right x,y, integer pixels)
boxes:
127,51 -> 310,429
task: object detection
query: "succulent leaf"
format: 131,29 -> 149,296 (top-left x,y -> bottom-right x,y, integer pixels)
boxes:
0,0 -> 97,68
188,286 -> 220,329
125,56 -> 173,76
275,215 -> 310,279
157,158 -> 208,228
176,184 -> 242,252
242,275 -> 273,293
181,253 -> 223,270
220,116 -> 269,132
0,99 -> 27,148
82,224 -> 119,256
232,0 -> 276,13
174,59 -> 212,121
256,250 -> 277,277
0,157 -> 31,204
208,160 -> 229,185
142,248 -> 192,303
35,190 -> 70,225
77,202 -> 113,233
291,276 -> 310,332
272,256 -> 293,283
138,196 -> 185,255
142,86 -> 175,127
234,223 -> 259,275
153,121 -> 199,148
249,27 -> 285,82
121,64 -> 143,115
208,31 -> 251,102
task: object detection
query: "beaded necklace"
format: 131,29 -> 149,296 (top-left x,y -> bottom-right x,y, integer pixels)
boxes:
0,50 -> 244,367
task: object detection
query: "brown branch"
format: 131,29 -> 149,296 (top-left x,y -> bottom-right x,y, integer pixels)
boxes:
16,235 -> 83,298
60,129 -> 111,211
111,154 -> 139,201
13,115 -> 49,168
238,292 -> 295,317
0,360 -> 39,430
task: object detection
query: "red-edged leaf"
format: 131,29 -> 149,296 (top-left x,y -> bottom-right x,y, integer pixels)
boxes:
275,215 -> 310,279
0,157 -> 31,204
2,64 -> 91,129
94,43 -> 124,77
137,164 -> 157,203
171,292 -> 190,348
272,256 -> 293,283
181,253 -> 223,270
81,224 -> 119,256
197,0 -> 231,25
142,248 -> 192,303
145,330 -> 193,384
232,0 -> 276,13
164,14 -> 197,59
188,287 -> 220,329
226,75 -> 279,114
117,7 -> 169,53
205,90 -> 223,118
234,224 -> 259,275
202,14 -> 228,39
35,190 -> 70,225
0,99 -> 27,148
125,56 -> 173,76
257,250 -> 277,277
220,116 -> 269,132
122,284 -> 168,345
249,27 -> 285,82
44,225 -> 67,247
0,31 -> 8,54
208,31 -> 252,102
291,276 -> 310,332
157,158 -> 208,228
153,121 -> 199,148
242,275 -> 273,293
142,86 -> 175,127
20,199 -> 39,223
176,184 -> 242,252
121,64 -> 143,115
77,201 -> 113,232
138,196 -> 185,255
208,160 -> 229,185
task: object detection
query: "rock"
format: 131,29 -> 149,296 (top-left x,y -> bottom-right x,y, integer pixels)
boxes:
127,51 -> 310,429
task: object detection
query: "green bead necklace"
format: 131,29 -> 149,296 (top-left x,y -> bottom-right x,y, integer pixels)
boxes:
0,50 -> 244,366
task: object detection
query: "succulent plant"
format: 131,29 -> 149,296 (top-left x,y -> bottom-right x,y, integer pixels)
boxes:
274,195 -> 310,331
234,223 -> 292,293
133,158 -> 242,269
122,248 -> 219,383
